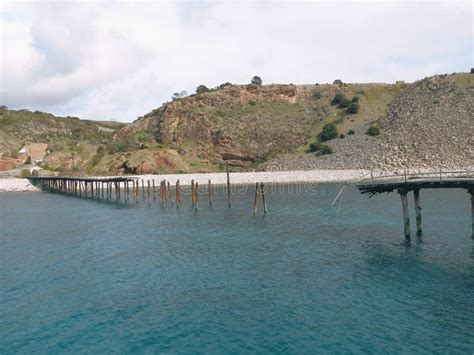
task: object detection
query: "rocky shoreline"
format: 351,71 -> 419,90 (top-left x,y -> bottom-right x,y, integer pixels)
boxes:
2,167 -> 471,192
0,170 -> 371,192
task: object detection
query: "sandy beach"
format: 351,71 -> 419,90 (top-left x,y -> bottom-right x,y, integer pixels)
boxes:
0,169 -> 371,192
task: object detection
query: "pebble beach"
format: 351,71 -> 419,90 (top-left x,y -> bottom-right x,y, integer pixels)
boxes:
0,169 -> 371,192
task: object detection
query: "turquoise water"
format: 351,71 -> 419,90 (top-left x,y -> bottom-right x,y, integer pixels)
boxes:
1,184 -> 473,353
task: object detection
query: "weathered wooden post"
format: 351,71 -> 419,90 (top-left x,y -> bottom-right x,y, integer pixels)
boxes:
191,179 -> 195,208
414,189 -> 422,236
135,180 -> 139,204
141,179 -> 145,200
195,182 -> 199,211
152,179 -> 156,201
147,180 -> 151,206
399,189 -> 410,238
261,182 -> 267,214
226,162 -> 231,208
208,179 -> 212,206
470,189 -> 474,240
159,180 -> 164,207
254,182 -> 259,215
163,180 -> 168,202
167,181 -> 173,205
176,180 -> 180,208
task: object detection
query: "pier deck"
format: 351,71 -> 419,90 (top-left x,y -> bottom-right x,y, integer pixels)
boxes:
357,171 -> 474,239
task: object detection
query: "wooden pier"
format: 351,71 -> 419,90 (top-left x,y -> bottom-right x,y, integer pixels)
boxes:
357,170 -> 474,239
28,174 -> 270,216
28,176 -> 136,201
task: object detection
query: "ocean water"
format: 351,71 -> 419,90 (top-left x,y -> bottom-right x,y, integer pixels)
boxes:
1,184 -> 473,353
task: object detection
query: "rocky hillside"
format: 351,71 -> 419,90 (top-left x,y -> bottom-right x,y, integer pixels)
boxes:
374,74 -> 473,169
0,108 -> 125,173
1,73 -> 471,175
117,81 -> 403,173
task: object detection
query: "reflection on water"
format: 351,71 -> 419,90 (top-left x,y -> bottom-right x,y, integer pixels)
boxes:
0,185 -> 473,353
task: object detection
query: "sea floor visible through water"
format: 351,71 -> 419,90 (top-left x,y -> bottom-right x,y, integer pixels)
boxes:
1,184 -> 473,353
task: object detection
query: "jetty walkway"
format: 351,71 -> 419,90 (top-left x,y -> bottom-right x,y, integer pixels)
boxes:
357,170 -> 474,239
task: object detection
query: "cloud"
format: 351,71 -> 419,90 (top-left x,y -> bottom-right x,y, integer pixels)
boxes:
0,1 -> 472,122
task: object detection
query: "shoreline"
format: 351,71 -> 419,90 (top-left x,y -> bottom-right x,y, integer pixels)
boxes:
2,167 -> 471,192
0,169 -> 370,192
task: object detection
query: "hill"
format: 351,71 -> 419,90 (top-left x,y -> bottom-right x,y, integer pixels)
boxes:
0,108 -> 125,173
1,72 -> 472,175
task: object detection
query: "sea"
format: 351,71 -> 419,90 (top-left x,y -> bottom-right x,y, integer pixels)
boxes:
1,184 -> 473,353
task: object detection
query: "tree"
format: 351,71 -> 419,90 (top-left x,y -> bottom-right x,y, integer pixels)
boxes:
251,76 -> 262,85
196,85 -> 209,94
333,79 -> 343,85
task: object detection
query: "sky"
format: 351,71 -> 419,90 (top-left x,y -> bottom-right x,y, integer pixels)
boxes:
0,0 -> 472,122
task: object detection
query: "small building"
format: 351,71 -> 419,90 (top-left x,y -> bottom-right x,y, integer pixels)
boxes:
19,143 -> 49,165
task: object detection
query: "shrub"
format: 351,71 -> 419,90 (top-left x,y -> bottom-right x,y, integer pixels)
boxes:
319,145 -> 333,155
196,85 -> 209,94
331,93 -> 345,105
248,100 -> 256,106
320,123 -> 338,141
348,129 -> 355,135
351,96 -> 360,102
309,141 -> 333,155
312,91 -> 322,100
333,79 -> 343,85
332,93 -> 350,108
346,101 -> 359,114
218,82 -> 233,89
366,125 -> 380,136
339,133 -> 345,139
338,97 -> 351,108
251,76 -> 262,85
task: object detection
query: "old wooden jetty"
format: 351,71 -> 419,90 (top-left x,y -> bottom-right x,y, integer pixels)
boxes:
357,170 -> 474,239
28,176 -> 136,201
27,164 -> 269,216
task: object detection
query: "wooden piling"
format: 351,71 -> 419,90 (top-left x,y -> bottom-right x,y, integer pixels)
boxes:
152,179 -> 156,201
414,189 -> 422,236
399,190 -> 410,238
208,179 -> 212,206
159,180 -> 164,207
141,179 -> 145,200
167,181 -> 173,205
176,180 -> 180,208
470,190 -> 474,240
136,180 -> 139,203
261,182 -> 267,214
226,162 -> 231,208
194,182 -> 199,211
191,179 -> 195,208
254,182 -> 259,215
147,180 -> 151,205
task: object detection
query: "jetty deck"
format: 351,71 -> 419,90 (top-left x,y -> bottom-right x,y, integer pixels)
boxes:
357,170 -> 474,239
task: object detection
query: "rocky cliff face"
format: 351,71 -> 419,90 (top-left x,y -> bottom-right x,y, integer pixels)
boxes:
120,84 -> 336,168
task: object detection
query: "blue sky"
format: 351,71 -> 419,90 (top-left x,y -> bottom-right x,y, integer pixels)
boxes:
0,1 -> 472,122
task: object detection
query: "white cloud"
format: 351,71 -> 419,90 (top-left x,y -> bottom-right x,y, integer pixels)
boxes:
0,1 -> 472,122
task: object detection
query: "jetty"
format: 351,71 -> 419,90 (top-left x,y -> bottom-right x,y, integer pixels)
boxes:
357,170 -> 474,239
26,163 -> 271,215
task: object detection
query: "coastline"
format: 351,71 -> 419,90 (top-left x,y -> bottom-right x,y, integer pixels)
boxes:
0,169 -> 370,192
